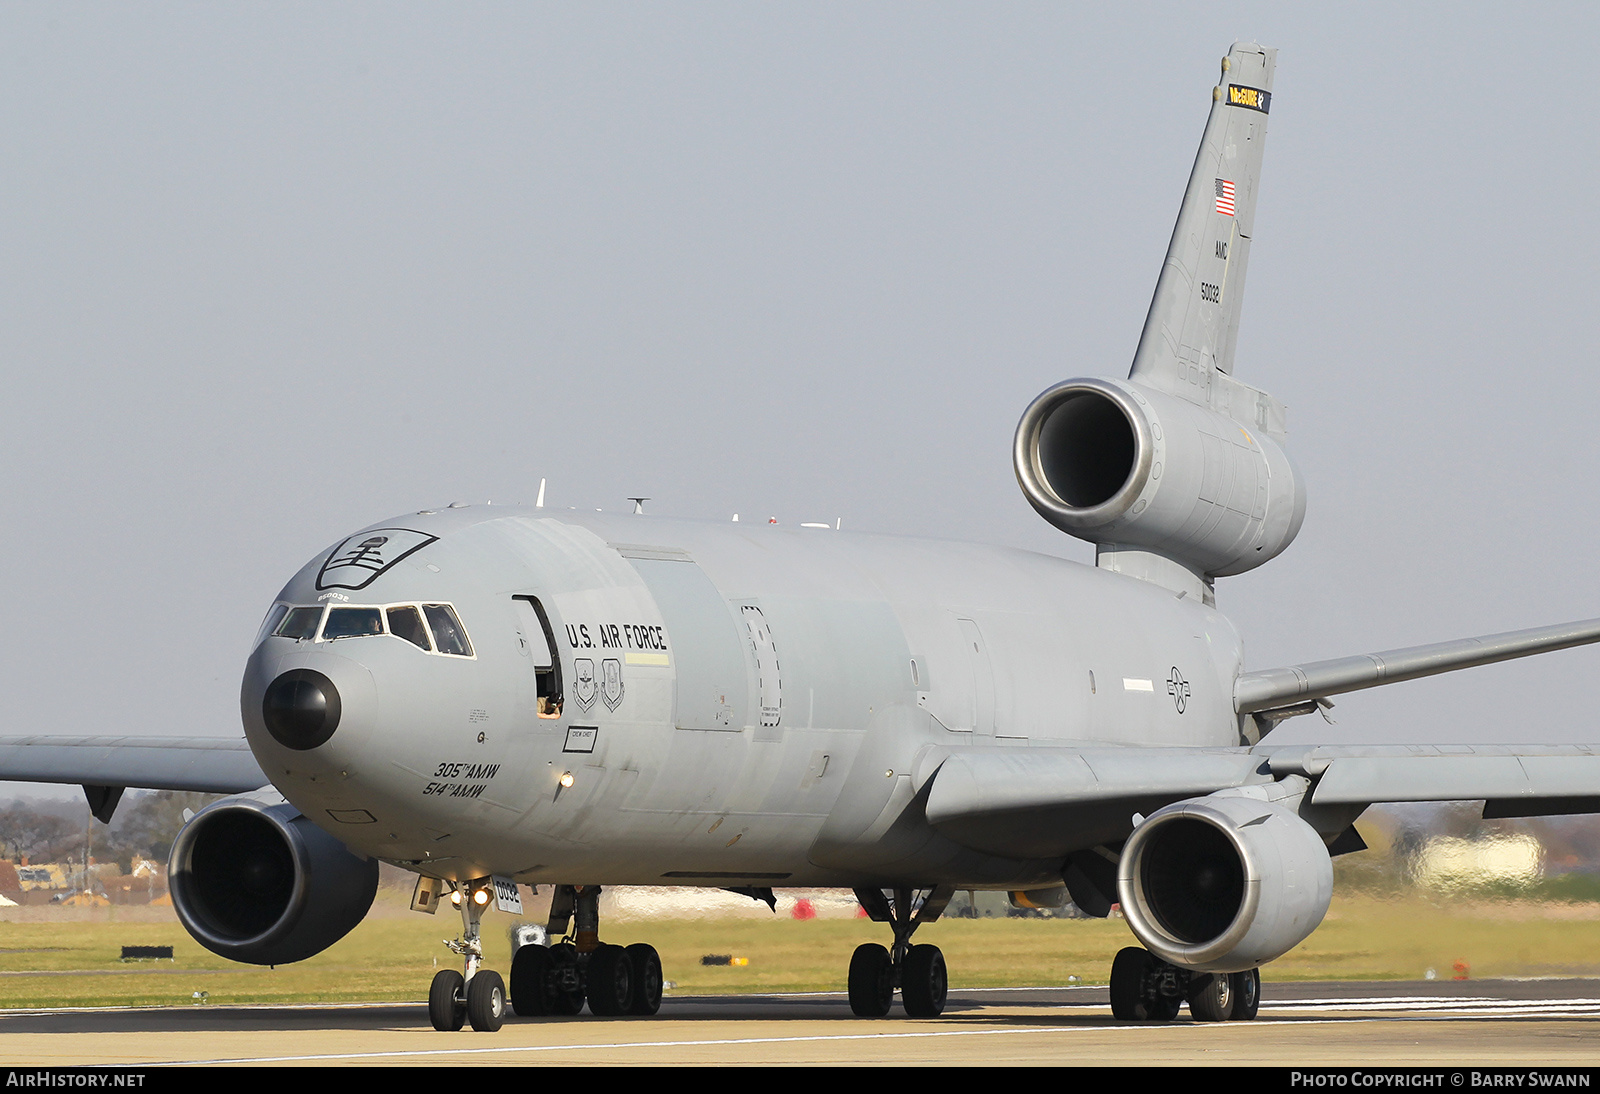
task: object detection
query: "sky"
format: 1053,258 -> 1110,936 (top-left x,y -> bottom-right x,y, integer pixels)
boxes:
4,3 -> 1599,803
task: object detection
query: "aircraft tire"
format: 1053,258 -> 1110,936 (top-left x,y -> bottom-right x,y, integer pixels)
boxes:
625,943 -> 664,1015
467,970 -> 506,1032
1109,947 -> 1146,1020
510,945 -> 555,1017
900,944 -> 947,1018
548,944 -> 585,1015
586,944 -> 635,1017
1229,969 -> 1261,1021
428,969 -> 466,1032
1188,972 -> 1234,1022
847,943 -> 893,1018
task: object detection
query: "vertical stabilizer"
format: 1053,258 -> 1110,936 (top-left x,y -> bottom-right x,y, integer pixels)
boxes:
1129,42 -> 1275,408
1013,43 -> 1304,600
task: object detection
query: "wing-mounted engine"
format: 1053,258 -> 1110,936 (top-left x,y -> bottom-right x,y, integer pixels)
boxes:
1116,790 -> 1332,972
1013,376 -> 1305,582
169,790 -> 378,965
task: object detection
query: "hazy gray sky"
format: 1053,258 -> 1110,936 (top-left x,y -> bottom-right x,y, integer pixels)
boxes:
4,3 -> 1599,805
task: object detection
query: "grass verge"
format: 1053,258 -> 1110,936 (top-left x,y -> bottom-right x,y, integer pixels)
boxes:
2,890 -> 1599,1008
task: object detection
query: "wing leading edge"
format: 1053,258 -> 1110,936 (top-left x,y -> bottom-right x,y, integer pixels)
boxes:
0,735 -> 268,821
1235,617 -> 1600,731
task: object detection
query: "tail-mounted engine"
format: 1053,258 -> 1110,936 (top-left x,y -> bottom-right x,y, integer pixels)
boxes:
1013,377 -> 1305,578
1116,792 -> 1332,972
169,791 -> 378,966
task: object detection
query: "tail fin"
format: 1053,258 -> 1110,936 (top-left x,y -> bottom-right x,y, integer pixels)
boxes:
1130,42 -> 1275,402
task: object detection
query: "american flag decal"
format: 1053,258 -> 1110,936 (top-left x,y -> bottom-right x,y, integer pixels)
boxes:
1214,178 -> 1236,216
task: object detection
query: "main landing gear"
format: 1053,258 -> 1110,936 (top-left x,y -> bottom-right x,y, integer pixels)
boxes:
1108,946 -> 1261,1022
508,885 -> 664,1019
426,881 -> 664,1031
849,886 -> 955,1018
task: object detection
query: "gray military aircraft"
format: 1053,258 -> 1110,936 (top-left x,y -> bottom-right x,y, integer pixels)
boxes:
7,40 -> 1600,1031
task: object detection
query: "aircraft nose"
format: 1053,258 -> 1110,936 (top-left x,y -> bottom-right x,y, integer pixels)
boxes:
261,669 -> 342,750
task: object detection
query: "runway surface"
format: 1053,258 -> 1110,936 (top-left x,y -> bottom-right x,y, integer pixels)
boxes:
2,980 -> 1598,1067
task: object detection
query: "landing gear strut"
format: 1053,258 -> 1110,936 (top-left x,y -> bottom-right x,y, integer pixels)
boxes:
428,880 -> 507,1032
849,886 -> 954,1018
509,884 -> 664,1018
1108,946 -> 1261,1022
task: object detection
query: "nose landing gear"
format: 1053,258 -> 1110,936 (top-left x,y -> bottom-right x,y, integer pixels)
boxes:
849,886 -> 954,1018
429,879 -> 506,1032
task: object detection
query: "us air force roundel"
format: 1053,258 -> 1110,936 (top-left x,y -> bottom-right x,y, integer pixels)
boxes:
316,528 -> 439,591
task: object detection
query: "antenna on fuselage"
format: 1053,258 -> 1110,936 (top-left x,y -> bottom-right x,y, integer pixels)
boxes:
536,478 -> 546,508
628,497 -> 649,515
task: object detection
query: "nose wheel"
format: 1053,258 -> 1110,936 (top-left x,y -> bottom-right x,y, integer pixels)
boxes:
428,969 -> 466,1031
466,969 -> 506,1031
849,886 -> 953,1017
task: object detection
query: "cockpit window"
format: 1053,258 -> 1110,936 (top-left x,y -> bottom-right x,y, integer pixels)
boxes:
386,606 -> 433,651
256,604 -> 290,645
264,600 -> 474,657
423,604 -> 473,657
275,606 -> 325,640
324,607 -> 384,640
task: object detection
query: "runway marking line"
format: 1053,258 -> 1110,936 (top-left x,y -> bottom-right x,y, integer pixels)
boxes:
167,1024 -> 1258,1066
167,1008 -> 1600,1066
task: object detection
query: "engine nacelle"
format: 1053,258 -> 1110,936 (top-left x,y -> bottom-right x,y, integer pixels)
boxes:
1013,377 -> 1305,577
1116,794 -> 1333,972
168,791 -> 378,966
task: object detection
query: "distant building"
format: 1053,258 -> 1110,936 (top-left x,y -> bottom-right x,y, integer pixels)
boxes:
0,859 -> 166,906
1412,834 -> 1545,892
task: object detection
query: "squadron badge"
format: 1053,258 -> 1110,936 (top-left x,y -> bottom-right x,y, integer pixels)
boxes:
573,658 -> 598,711
601,658 -> 625,711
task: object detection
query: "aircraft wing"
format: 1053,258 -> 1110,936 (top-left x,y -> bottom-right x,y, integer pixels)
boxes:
920,741 -> 1600,861
1261,743 -> 1600,818
1234,617 -> 1600,716
920,745 -> 1268,859
0,735 -> 268,820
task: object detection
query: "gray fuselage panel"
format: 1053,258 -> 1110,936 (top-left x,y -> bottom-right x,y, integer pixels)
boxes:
240,508 -> 1243,887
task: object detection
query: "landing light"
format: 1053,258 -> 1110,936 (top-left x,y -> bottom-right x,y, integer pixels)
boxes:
473,888 -> 490,907
559,772 -> 575,788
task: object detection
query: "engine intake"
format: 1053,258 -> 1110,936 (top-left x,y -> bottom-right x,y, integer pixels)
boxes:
1014,377 -> 1305,577
1117,793 -> 1333,972
169,793 -> 378,966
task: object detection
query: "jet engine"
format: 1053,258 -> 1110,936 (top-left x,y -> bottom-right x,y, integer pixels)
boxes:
168,792 -> 378,965
1116,793 -> 1333,972
1013,377 -> 1305,577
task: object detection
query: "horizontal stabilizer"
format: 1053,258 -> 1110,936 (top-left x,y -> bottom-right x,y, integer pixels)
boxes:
0,735 -> 267,795
1235,617 -> 1600,714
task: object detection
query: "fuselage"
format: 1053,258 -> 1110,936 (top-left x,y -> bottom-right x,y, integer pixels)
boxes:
240,506 -> 1245,889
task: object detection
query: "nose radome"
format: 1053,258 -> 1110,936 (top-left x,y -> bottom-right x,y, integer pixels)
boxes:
261,669 -> 342,750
